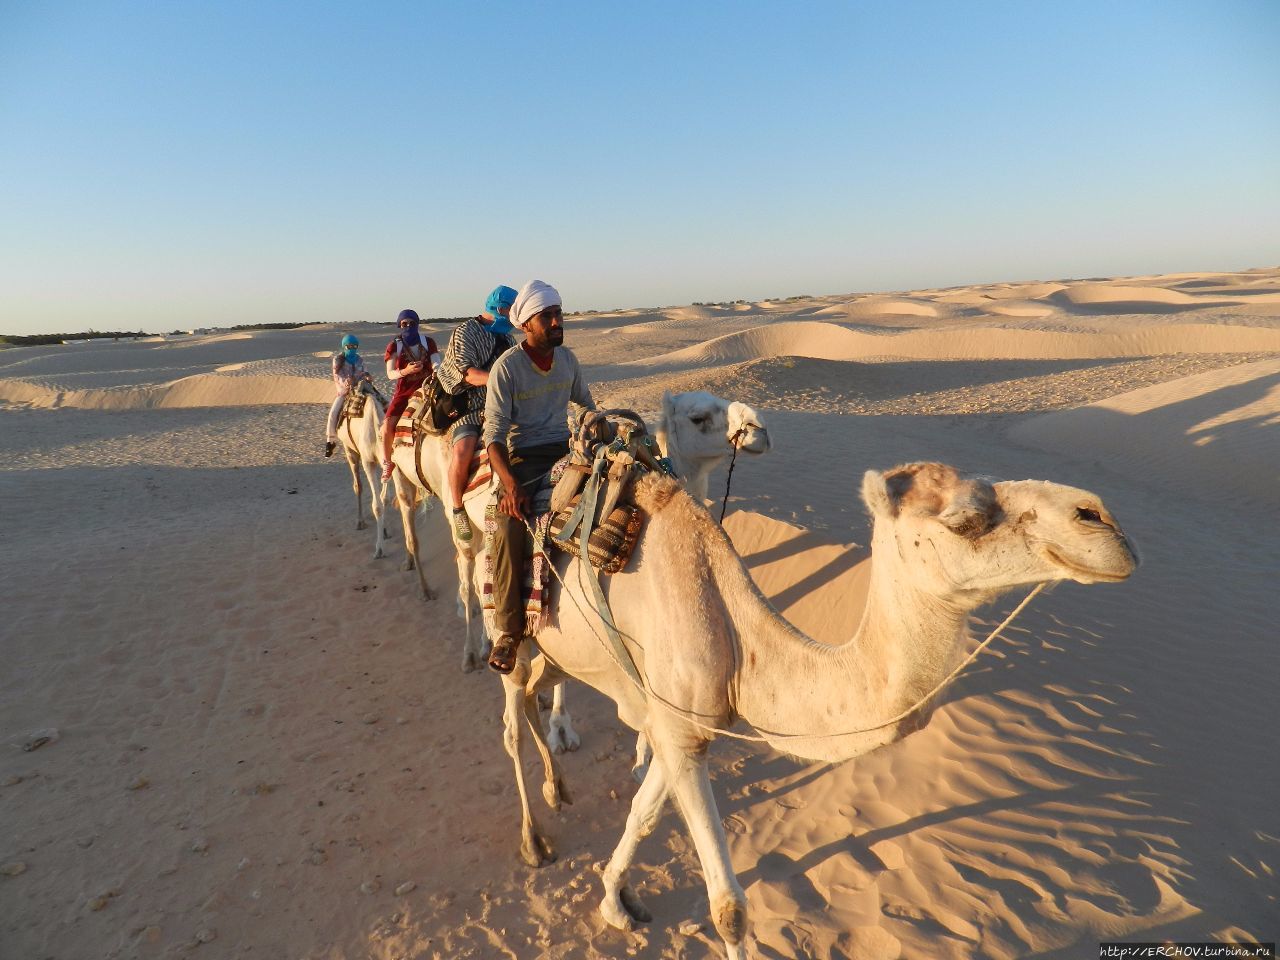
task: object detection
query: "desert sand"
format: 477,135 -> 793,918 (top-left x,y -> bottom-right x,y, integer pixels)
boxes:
2,268 -> 1277,959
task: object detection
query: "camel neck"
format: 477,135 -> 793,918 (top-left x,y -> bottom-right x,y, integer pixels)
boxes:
731,551 -> 971,763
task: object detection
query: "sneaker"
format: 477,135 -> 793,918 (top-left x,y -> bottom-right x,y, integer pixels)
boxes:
451,508 -> 472,542
381,460 -> 394,483
323,440 -> 336,458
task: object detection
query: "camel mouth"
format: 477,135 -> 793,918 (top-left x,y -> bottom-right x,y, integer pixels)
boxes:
1043,546 -> 1134,583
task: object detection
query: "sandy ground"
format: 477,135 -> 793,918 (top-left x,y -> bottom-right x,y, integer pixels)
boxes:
2,269 -> 1278,959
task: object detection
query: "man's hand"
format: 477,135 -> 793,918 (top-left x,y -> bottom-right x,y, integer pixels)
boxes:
499,482 -> 531,521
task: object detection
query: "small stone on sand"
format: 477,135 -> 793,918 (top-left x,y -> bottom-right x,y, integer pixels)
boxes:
360,879 -> 381,894
394,881 -> 416,896
1,861 -> 28,876
195,927 -> 217,943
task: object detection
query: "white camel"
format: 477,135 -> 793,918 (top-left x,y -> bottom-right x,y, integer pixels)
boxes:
497,461 -> 1137,959
656,390 -> 770,503
334,381 -> 392,560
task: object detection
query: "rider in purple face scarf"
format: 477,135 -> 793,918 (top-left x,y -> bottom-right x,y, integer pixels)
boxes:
397,308 -> 421,347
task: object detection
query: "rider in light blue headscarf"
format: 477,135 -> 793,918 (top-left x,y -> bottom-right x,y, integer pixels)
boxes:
324,332 -> 372,458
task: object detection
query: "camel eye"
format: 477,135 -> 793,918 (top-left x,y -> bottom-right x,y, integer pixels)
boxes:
1076,506 -> 1104,524
690,414 -> 710,427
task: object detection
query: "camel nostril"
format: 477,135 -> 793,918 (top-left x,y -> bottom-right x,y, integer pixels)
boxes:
1075,506 -> 1104,525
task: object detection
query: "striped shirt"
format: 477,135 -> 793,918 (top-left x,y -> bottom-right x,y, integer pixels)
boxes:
437,317 -> 514,428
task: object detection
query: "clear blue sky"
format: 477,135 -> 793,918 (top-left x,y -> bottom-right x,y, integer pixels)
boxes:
2,0 -> 1277,335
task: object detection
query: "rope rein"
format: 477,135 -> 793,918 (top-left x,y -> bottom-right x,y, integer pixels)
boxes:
718,426 -> 747,523
524,511 -> 1046,744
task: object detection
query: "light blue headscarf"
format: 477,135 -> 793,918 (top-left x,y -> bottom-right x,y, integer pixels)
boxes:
484,285 -> 518,335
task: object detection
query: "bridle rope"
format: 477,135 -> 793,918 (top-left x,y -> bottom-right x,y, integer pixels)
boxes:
718,426 -> 747,523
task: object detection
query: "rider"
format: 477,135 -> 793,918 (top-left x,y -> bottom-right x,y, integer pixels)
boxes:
381,308 -> 440,481
483,280 -> 596,674
435,285 -> 518,541
324,333 -> 372,458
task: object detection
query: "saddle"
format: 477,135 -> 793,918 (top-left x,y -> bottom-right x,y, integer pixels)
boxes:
339,381 -> 385,428
548,409 -> 673,575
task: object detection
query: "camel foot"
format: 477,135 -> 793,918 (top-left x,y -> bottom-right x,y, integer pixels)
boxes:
356,519 -> 368,531
600,886 -> 651,930
420,586 -> 436,602
401,556 -> 415,572
541,774 -> 572,811
373,546 -> 385,560
519,829 -> 556,868
548,717 -> 581,754
460,649 -> 485,673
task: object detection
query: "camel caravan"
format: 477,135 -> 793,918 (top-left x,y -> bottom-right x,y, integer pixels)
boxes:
323,282 -> 1137,960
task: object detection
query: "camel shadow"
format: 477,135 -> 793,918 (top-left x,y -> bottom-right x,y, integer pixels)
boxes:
1014,367 -> 1280,510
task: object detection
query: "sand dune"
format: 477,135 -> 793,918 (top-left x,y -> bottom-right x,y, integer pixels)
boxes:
616,319 -> 1280,375
1009,358 -> 1280,507
2,266 -> 1277,960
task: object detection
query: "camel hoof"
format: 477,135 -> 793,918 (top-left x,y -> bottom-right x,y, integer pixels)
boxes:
519,831 -> 556,868
421,587 -> 436,602
373,547 -> 385,560
356,520 -> 368,531
401,557 -> 415,572
542,775 -> 572,811
461,651 -> 484,673
548,721 -> 581,754
600,886 -> 651,930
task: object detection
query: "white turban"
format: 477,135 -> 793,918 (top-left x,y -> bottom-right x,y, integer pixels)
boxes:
510,280 -> 562,329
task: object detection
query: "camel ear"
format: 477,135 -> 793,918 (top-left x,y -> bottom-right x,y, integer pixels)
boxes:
861,469 -> 893,517
937,481 -> 1000,539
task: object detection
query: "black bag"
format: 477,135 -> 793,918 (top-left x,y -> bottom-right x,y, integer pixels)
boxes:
420,326 -> 513,434
422,373 -> 466,434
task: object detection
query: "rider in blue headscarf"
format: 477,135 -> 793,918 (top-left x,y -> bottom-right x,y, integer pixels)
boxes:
324,333 -> 372,458
434,285 -> 519,541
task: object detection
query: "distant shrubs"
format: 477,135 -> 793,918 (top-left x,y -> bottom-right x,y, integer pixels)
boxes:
0,330 -> 149,346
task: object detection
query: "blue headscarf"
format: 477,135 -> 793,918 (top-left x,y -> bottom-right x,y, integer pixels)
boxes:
340,334 -> 359,365
397,308 -> 421,347
484,286 -> 518,335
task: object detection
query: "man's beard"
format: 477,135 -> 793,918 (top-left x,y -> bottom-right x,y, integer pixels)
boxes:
546,329 -> 564,347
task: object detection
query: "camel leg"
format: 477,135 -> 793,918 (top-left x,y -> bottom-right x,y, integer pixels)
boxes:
361,457 -> 386,559
547,681 -> 580,754
501,653 -> 555,868
393,473 -> 434,600
656,740 -> 750,960
631,730 -> 652,783
454,546 -> 484,672
520,656 -> 573,811
598,759 -> 668,930
347,450 -> 367,531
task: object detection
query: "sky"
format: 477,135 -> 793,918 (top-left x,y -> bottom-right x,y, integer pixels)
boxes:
1,0 -> 1277,335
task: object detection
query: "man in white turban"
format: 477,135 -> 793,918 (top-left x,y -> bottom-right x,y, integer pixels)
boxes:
482,280 -> 597,673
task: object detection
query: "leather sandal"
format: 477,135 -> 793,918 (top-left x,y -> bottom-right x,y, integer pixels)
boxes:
488,634 -> 521,674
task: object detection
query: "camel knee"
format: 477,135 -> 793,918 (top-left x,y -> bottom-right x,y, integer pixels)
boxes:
712,894 -> 747,946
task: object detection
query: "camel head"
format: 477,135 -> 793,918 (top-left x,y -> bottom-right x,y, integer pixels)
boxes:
861,462 -> 1137,606
726,401 -> 771,456
660,390 -> 770,465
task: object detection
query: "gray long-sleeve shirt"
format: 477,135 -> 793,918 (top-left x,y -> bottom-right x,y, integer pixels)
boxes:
482,345 -> 596,452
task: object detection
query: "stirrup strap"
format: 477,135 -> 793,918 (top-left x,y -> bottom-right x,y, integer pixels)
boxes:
572,446 -> 645,691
